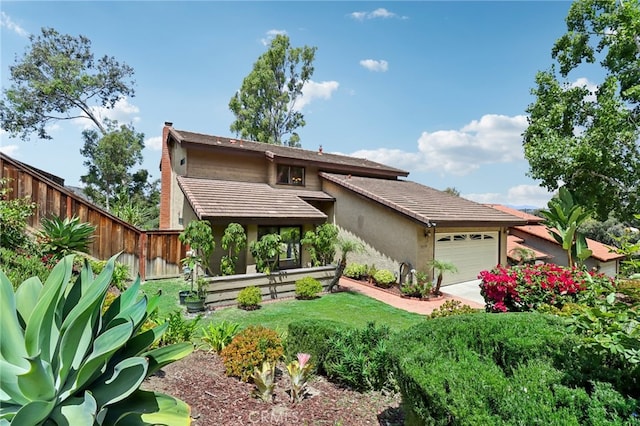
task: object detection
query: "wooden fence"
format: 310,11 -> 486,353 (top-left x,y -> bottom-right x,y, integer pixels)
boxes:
1,153 -> 186,280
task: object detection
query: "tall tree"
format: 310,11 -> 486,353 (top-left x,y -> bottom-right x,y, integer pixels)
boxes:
523,0 -> 640,222
0,27 -> 135,140
229,34 -> 317,147
443,187 -> 460,197
80,119 -> 145,210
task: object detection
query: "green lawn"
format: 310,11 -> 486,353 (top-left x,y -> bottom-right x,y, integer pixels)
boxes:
141,277 -> 424,331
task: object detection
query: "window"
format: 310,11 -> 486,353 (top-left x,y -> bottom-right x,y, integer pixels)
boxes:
257,225 -> 302,270
277,165 -> 305,186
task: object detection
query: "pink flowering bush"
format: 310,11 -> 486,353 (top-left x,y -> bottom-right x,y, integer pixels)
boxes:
479,263 -> 614,313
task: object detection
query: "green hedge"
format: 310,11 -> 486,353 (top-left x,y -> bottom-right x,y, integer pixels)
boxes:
389,313 -> 639,425
286,319 -> 348,374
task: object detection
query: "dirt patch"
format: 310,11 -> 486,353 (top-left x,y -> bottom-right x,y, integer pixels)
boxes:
143,350 -> 404,426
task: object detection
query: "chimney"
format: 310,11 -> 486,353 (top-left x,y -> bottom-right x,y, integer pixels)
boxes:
159,121 -> 173,229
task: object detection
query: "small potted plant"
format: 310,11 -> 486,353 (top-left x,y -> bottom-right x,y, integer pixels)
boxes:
185,277 -> 207,313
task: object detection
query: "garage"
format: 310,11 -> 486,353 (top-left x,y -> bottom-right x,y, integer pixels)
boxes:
435,232 -> 499,285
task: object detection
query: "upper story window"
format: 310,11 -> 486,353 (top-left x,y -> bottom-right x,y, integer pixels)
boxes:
277,165 -> 305,186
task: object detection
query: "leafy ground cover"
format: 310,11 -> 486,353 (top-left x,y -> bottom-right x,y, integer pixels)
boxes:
141,277 -> 423,331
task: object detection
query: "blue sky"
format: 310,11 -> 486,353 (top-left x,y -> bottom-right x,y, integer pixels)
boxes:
1,1 -> 580,207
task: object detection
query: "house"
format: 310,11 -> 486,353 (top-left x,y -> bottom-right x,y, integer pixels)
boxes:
159,122 -> 525,285
488,204 -> 623,277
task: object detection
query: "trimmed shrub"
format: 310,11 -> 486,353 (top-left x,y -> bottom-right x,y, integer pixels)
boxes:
388,313 -> 639,425
324,322 -> 395,392
286,319 -> 348,374
343,262 -> 368,280
295,276 -> 323,299
237,285 -> 262,310
479,263 -> 614,312
373,269 -> 395,288
428,300 -> 479,318
220,325 -> 284,381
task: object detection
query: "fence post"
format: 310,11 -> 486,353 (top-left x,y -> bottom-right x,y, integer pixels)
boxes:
66,195 -> 72,219
139,232 -> 147,281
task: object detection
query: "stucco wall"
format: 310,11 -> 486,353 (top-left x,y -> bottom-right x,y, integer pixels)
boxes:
169,143 -> 188,229
188,149 -> 267,183
323,179 -> 426,275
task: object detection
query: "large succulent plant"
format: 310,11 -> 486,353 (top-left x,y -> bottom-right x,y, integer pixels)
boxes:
0,254 -> 193,425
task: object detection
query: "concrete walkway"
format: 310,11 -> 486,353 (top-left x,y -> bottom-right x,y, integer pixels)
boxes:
338,277 -> 485,315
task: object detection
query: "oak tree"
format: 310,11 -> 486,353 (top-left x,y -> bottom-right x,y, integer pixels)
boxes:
523,0 -> 640,222
229,34 -> 316,147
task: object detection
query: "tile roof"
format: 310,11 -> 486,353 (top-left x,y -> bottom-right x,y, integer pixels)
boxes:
513,224 -> 624,262
177,176 -> 328,223
486,204 -> 544,224
506,235 -> 552,261
320,173 -> 527,227
169,128 -> 408,178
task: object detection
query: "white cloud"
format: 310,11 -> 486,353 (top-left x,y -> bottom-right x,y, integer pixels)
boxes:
359,59 -> 388,72
349,7 -> 407,21
75,97 -> 141,130
570,77 -> 598,102
0,129 -> 19,156
463,185 -> 553,208
261,29 -> 287,46
0,12 -> 28,37
351,114 -> 528,176
145,135 -> 162,151
370,8 -> 395,19
349,8 -> 406,21
0,144 -> 20,156
349,12 -> 367,21
295,80 -> 339,111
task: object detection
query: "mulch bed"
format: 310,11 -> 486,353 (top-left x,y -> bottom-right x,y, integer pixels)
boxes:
143,350 -> 405,426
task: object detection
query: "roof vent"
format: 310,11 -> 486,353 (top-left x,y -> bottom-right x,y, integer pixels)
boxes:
230,139 -> 236,144
318,145 -> 323,154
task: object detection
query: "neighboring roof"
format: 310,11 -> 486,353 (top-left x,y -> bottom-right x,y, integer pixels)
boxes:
513,224 -> 624,262
506,235 -> 552,261
177,176 -> 328,224
168,128 -> 409,178
486,204 -> 544,224
1,152 -> 66,187
320,173 -> 527,227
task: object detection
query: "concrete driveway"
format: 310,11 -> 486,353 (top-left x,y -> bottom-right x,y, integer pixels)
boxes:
441,279 -> 485,305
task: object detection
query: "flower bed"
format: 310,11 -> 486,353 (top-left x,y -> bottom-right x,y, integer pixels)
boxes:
479,263 -> 614,312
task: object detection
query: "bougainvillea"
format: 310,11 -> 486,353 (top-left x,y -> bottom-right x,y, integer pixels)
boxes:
479,263 -> 614,313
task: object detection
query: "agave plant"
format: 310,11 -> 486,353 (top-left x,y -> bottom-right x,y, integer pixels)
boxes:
0,254 -> 193,425
39,215 -> 96,257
